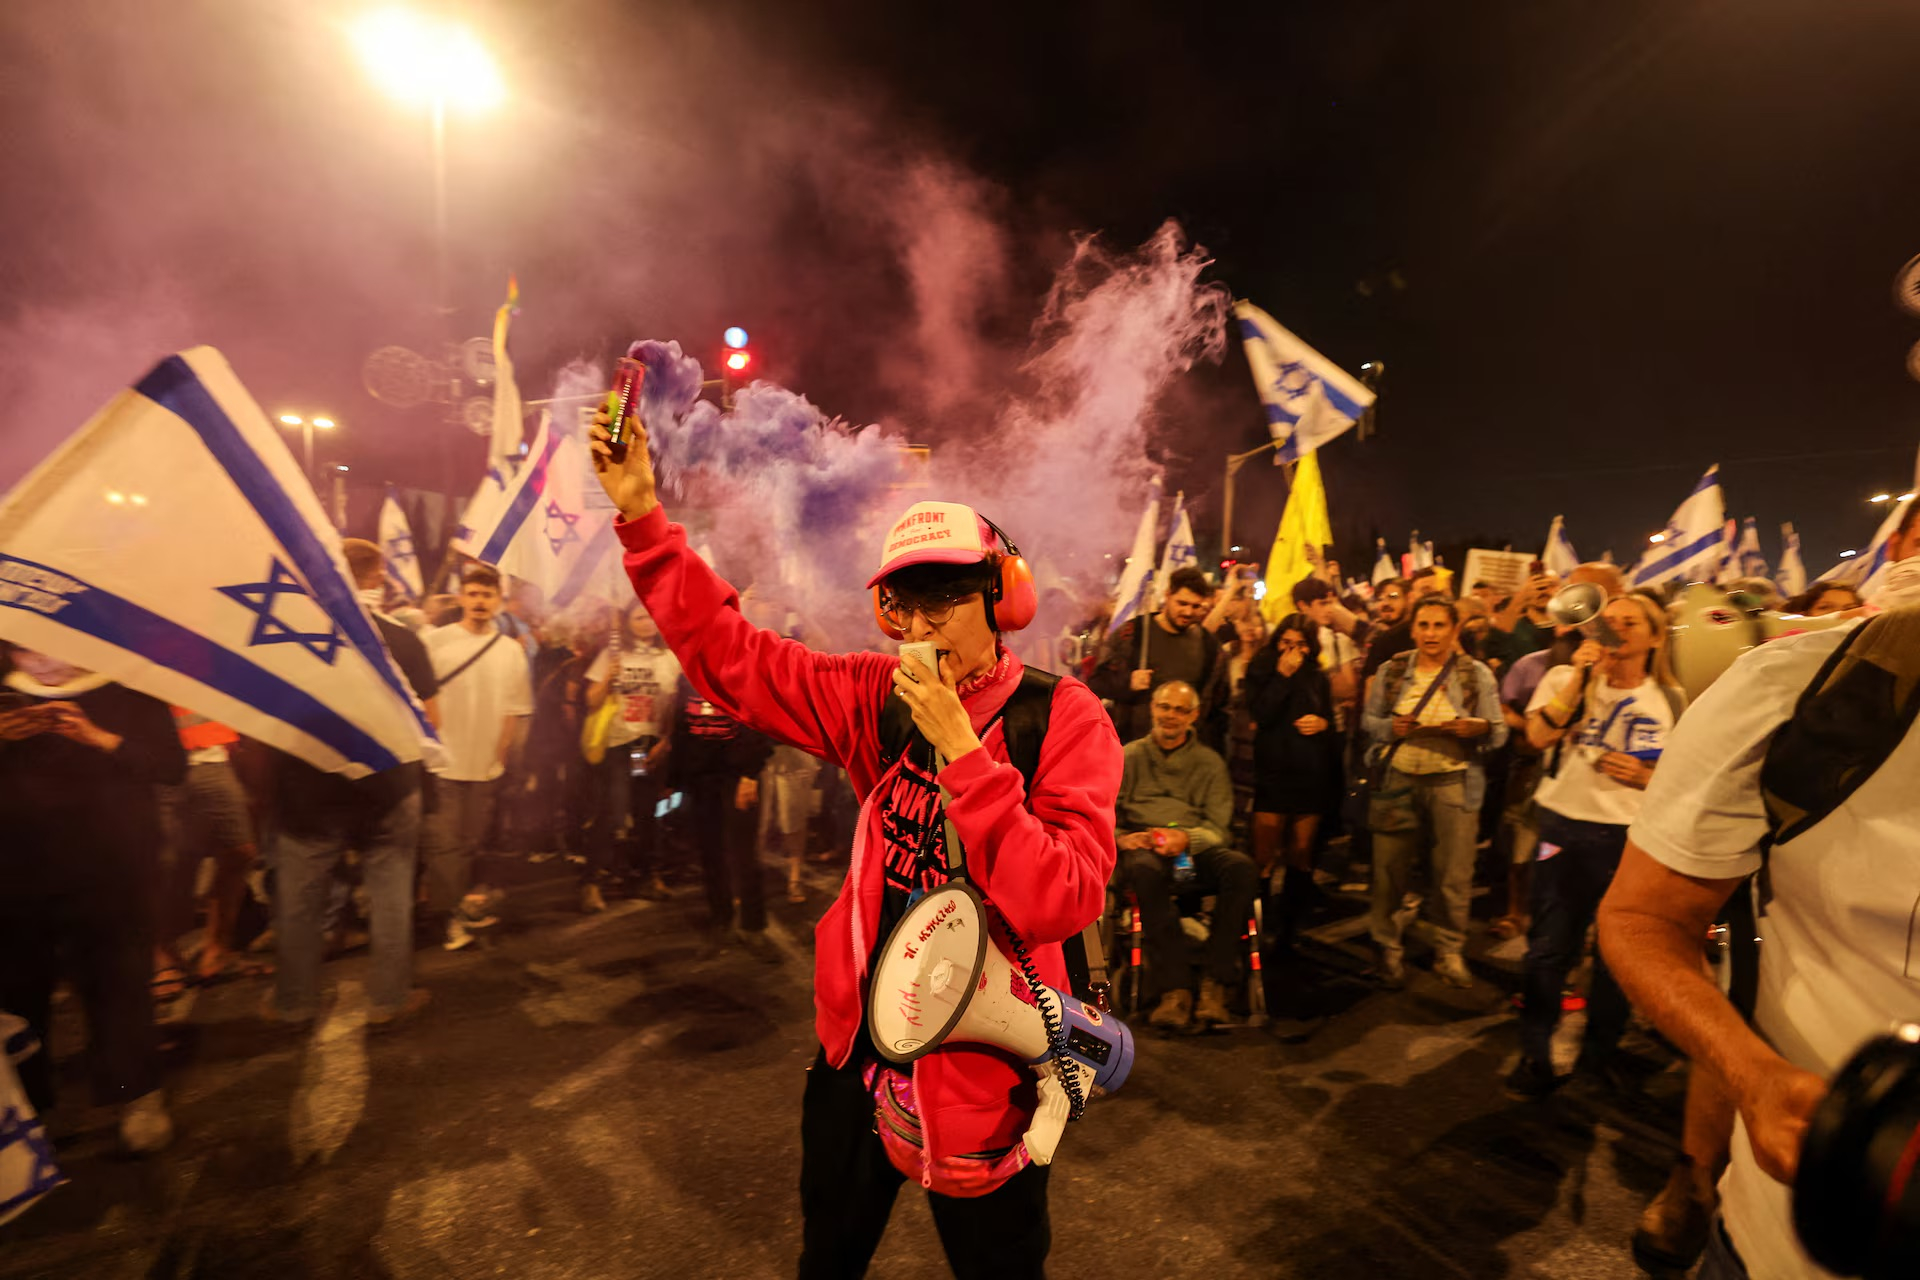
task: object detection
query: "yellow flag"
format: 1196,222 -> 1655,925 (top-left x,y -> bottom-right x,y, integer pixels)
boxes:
1260,450 -> 1333,624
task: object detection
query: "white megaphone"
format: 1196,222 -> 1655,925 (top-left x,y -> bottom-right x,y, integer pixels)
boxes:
867,880 -> 1134,1166
1667,582 -> 1858,702
1546,580 -> 1622,646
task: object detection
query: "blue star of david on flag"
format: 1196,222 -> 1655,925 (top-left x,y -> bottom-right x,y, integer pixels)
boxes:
384,532 -> 416,567
217,558 -> 345,664
543,500 -> 583,555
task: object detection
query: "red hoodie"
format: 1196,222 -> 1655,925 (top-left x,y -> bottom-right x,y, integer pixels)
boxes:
614,508 -> 1121,1164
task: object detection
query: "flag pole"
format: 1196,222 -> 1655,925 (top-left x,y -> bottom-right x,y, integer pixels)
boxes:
1222,439 -> 1281,564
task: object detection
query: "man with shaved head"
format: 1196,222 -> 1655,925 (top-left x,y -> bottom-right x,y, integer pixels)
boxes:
1117,679 -> 1254,1031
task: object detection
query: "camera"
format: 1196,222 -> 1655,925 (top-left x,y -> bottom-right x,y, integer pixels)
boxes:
1794,1026 -> 1920,1279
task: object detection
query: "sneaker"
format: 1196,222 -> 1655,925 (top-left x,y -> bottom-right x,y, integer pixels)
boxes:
1375,946 -> 1406,991
1503,1055 -> 1563,1102
1631,1155 -> 1718,1273
120,1090 -> 174,1155
367,988 -> 431,1029
1147,989 -> 1193,1031
457,889 -> 501,930
580,882 -> 607,914
443,916 -> 477,952
1193,978 -> 1237,1027
1433,953 -> 1474,989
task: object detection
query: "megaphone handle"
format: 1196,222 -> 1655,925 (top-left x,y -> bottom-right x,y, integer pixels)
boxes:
934,751 -> 966,877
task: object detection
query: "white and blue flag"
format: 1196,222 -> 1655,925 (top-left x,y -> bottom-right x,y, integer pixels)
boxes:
1107,480 -> 1163,635
1152,491 -> 1198,608
451,413 -> 626,609
1821,493 -> 1914,597
0,348 -> 435,778
1776,522 -> 1807,598
1542,515 -> 1580,577
1234,300 -> 1375,464
1733,517 -> 1769,581
1370,537 -> 1396,586
378,485 -> 424,603
1630,466 -> 1727,589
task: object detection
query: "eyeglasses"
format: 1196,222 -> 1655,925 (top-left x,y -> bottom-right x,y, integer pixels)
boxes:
878,590 -> 967,630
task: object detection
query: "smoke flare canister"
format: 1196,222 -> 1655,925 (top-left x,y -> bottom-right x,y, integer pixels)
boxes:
604,357 -> 645,463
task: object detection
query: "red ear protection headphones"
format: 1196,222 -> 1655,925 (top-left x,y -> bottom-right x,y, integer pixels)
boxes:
872,513 -> 1037,640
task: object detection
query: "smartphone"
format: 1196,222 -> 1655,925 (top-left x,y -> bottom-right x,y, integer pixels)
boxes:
898,641 -> 944,683
604,357 -> 646,464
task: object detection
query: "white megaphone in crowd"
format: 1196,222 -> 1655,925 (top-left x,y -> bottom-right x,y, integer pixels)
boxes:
867,880 -> 1134,1166
1666,582 -> 1857,702
1545,580 -> 1621,646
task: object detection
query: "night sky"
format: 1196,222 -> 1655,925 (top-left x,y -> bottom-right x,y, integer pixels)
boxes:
5,0 -> 1918,578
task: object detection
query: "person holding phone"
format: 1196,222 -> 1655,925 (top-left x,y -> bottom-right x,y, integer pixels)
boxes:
1361,598 -> 1506,989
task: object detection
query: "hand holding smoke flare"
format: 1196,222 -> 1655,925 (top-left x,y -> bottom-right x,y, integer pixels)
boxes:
587,388 -> 660,522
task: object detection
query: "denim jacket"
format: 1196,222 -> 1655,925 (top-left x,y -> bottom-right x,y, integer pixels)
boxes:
1362,651 -> 1508,811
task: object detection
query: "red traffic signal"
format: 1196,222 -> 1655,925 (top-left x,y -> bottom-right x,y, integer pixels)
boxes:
725,350 -> 752,373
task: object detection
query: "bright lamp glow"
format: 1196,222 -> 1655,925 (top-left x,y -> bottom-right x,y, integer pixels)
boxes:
1903,492 -> 1917,503
312,417 -> 336,429
1648,533 -> 1666,544
723,326 -> 750,350
1841,549 -> 1858,558
725,351 -> 752,372
1871,493 -> 1892,503
279,413 -> 303,426
353,10 -> 503,112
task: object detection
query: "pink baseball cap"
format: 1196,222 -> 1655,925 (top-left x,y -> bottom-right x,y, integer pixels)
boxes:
866,501 -> 997,589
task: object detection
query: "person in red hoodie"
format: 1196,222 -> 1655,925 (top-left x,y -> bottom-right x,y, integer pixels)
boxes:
590,408 -> 1121,1279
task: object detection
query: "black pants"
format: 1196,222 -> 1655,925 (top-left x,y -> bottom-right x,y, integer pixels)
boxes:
1520,810 -> 1631,1065
585,747 -> 661,883
0,882 -> 160,1113
1122,845 -> 1257,1002
687,773 -> 766,932
798,1050 -> 1051,1279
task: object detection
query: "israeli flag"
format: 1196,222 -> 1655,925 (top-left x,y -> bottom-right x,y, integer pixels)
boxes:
1823,493 -> 1915,597
1776,522 -> 1808,598
1371,537 -> 1396,586
1733,517 -> 1769,580
1153,491 -> 1198,608
1234,300 -> 1375,464
451,414 -> 626,609
1542,515 -> 1580,577
378,485 -> 424,603
1630,466 -> 1727,589
0,348 -> 435,778
1107,480 -> 1163,635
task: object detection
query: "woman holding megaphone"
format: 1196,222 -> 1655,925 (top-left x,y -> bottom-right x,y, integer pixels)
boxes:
1507,593 -> 1685,1102
588,375 -> 1122,1280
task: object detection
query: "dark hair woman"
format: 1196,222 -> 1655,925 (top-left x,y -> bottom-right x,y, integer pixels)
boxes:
1783,580 -> 1863,617
1243,611 -> 1340,949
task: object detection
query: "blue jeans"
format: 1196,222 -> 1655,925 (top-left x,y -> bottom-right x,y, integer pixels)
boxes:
273,788 -> 422,1017
1520,809 -> 1630,1065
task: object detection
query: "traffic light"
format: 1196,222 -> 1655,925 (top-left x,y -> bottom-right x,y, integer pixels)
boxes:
721,326 -> 753,406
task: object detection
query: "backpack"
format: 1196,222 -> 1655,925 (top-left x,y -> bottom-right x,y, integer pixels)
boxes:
1723,611 -> 1920,1021
877,668 -> 1111,1002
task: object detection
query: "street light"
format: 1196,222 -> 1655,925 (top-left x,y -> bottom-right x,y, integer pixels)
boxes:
1871,493 -> 1892,504
276,413 -> 337,486
1649,532 -> 1667,544
351,9 -> 503,318
1221,439 -> 1282,563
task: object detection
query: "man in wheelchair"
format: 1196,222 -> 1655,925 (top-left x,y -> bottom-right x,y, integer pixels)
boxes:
1115,681 -> 1256,1031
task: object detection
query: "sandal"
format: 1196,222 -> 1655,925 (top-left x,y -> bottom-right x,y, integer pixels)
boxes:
1490,915 -> 1527,941
151,966 -> 189,1005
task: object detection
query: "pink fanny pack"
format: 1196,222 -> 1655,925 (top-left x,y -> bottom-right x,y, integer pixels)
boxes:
863,1061 -> 1031,1199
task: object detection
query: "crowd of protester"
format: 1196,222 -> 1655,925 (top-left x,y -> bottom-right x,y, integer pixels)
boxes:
5,500 -> 1916,1279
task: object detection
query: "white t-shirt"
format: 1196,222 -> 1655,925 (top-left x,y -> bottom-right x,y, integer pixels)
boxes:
585,644 -> 683,748
425,624 -> 534,781
1629,621 -> 1919,1280
1526,666 -> 1679,827
1392,663 -> 1466,775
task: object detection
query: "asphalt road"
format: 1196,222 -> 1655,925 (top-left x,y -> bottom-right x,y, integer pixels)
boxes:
1,861 -> 1687,1280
